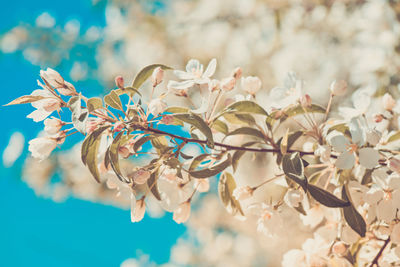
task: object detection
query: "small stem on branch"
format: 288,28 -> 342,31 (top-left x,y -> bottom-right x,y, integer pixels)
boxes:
369,236 -> 391,267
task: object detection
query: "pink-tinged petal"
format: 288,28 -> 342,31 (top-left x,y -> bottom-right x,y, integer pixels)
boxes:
329,134 -> 350,153
359,147 -> 379,169
203,58 -> 217,78
28,137 -> 57,160
185,59 -> 202,74
167,80 -> 195,90
27,109 -> 52,122
335,151 -> 355,170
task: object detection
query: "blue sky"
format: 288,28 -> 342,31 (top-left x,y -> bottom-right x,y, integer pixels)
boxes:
0,1 -> 185,266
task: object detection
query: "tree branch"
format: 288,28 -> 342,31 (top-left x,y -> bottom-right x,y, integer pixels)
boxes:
369,237 -> 391,267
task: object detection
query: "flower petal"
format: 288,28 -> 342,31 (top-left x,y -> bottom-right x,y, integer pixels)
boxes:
335,151 -> 355,169
167,80 -> 195,90
359,147 -> 379,169
203,58 -> 217,78
329,134 -> 350,153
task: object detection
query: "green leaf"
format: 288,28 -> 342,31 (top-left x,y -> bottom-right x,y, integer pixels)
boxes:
115,87 -> 141,96
223,113 -> 255,126
226,127 -> 265,140
189,154 -> 232,178
342,186 -> 366,237
151,136 -> 170,154
223,100 -> 269,116
165,107 -> 190,114
327,123 -> 351,138
218,172 -> 244,216
107,132 -> 129,183
4,95 -> 46,106
173,113 -> 214,148
87,97 -> 103,112
210,120 -> 229,135
81,125 -> 111,183
280,129 -> 290,154
189,154 -> 211,171
282,152 -> 307,191
388,131 -> 400,143
132,64 -> 173,89
68,95 -> 89,134
147,168 -> 161,201
104,90 -> 123,111
308,184 -> 349,208
133,135 -> 156,152
231,142 -> 258,172
285,104 -> 325,117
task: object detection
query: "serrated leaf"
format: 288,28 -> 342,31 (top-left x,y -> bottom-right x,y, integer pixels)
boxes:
173,113 -> 214,148
226,127 -> 265,140
218,172 -> 244,216
282,152 -> 307,191
148,168 -> 161,201
308,184 -> 349,208
81,125 -> 110,182
342,186 -> 366,237
104,90 -> 123,111
107,132 -> 129,183
190,154 -> 232,178
68,95 -> 89,134
4,95 -> 46,106
132,64 -> 173,89
87,97 -> 103,112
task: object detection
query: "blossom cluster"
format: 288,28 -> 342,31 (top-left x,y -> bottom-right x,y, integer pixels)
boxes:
7,55 -> 400,266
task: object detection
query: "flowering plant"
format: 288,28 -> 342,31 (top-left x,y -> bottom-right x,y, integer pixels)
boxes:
7,57 -> 400,266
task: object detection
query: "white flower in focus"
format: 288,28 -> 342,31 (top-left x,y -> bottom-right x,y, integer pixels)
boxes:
329,119 -> 379,169
131,197 -> 146,223
132,169 -> 151,185
27,89 -> 61,122
173,201 -> 191,224
167,58 -> 216,90
330,80 -> 347,96
43,117 -> 64,135
338,89 -> 371,120
232,186 -> 254,201
40,68 -> 76,96
148,98 -> 167,116
241,76 -> 261,95
28,136 -> 60,160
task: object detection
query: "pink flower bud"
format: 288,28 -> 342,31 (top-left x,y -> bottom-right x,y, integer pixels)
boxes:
151,67 -> 164,86
231,67 -> 242,80
173,201 -> 191,224
115,75 -> 124,89
374,113 -> 384,123
389,158 -> 400,174
330,80 -> 347,96
241,76 -> 262,95
44,118 -> 64,135
161,115 -> 174,125
113,121 -> 125,132
232,186 -> 254,201
131,197 -> 146,223
332,241 -> 347,256
221,77 -> 236,91
194,179 -> 210,193
86,118 -> 104,135
132,169 -> 151,184
382,93 -> 396,111
300,94 -> 312,108
118,146 -> 130,158
209,79 -> 220,92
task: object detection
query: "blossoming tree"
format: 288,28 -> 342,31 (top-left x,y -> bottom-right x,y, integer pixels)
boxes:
7,55 -> 400,266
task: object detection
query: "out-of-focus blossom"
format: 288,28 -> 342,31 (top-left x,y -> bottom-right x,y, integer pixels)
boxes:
2,132 -> 24,167
241,76 -> 261,95
148,98 -> 167,116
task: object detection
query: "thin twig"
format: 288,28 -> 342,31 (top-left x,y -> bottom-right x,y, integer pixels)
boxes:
369,237 -> 391,267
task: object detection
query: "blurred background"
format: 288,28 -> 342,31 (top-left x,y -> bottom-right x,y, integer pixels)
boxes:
2,0 -> 400,266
